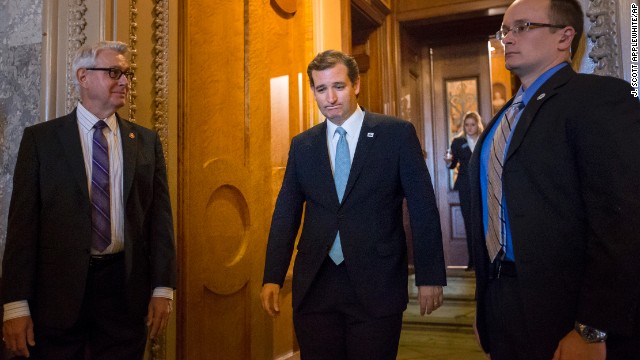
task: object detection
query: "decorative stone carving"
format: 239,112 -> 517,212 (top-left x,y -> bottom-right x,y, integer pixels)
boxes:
152,0 -> 170,161
128,0 -> 139,122
587,0 -> 623,78
148,1 -> 170,358
66,0 -> 87,112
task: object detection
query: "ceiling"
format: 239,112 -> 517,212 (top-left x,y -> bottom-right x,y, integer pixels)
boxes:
402,10 -> 505,46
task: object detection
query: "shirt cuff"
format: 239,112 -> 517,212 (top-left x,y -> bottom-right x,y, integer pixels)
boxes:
3,301 -> 31,322
152,287 -> 174,300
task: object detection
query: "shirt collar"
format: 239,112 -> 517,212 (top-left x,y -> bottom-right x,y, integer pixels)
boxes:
76,102 -> 118,133
520,62 -> 568,106
326,105 -> 364,140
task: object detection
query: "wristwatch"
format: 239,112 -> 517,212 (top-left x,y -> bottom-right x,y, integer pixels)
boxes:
574,321 -> 608,343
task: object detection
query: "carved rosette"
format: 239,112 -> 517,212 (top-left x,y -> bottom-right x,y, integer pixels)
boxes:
587,0 -> 623,77
128,0 -> 139,122
66,0 -> 88,112
152,0 -> 170,161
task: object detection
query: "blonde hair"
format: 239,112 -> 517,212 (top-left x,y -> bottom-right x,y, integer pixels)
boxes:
460,111 -> 484,136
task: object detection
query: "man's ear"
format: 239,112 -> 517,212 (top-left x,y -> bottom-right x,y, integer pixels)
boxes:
353,76 -> 361,96
558,26 -> 576,53
77,68 -> 89,89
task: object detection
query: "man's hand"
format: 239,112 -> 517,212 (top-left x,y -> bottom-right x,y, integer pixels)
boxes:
261,283 -> 281,318
417,285 -> 443,315
146,297 -> 172,339
3,316 -> 35,357
552,330 -> 605,360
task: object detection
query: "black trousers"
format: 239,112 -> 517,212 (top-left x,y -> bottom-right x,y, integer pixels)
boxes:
22,254 -> 147,360
484,269 -> 640,360
457,185 -> 473,268
484,275 -> 543,360
293,258 -> 403,360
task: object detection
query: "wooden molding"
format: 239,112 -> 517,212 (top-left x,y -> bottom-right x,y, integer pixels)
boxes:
396,0 -> 511,22
272,0 -> 297,14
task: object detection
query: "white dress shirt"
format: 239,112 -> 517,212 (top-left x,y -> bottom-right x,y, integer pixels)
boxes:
326,106 -> 365,173
3,104 -> 172,322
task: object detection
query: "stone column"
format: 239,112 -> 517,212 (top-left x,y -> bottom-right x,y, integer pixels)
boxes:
0,1 -> 43,269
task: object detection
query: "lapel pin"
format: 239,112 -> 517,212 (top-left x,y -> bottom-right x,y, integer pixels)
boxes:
537,93 -> 546,100
129,132 -> 135,139
367,132 -> 374,138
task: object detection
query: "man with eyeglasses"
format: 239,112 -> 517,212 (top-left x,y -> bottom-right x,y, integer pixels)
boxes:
1,41 -> 176,359
469,0 -> 640,359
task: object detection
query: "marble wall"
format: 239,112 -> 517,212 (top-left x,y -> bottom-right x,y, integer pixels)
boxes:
0,0 -> 42,271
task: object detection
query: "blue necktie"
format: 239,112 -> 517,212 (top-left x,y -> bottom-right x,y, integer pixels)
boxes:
91,120 -> 111,252
329,127 -> 350,264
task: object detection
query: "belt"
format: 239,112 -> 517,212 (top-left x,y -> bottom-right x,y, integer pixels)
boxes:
89,252 -> 124,268
491,259 -> 517,278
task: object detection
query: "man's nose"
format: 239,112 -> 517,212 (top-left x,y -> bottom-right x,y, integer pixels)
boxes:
118,74 -> 130,86
326,89 -> 337,103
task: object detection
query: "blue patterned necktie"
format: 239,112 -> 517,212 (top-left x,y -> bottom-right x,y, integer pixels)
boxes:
329,127 -> 350,264
486,95 -> 524,261
91,120 -> 111,252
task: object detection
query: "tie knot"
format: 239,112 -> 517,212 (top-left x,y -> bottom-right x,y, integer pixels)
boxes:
94,120 -> 108,130
512,94 -> 524,108
336,127 -> 347,137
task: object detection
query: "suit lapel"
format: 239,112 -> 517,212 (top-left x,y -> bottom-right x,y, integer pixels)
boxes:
306,121 -> 338,203
117,115 -> 137,204
505,66 -> 574,162
57,110 -> 90,200
342,113 -> 378,204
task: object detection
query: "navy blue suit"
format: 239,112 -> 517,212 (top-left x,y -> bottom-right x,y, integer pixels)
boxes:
469,66 -> 640,359
263,111 -> 445,356
448,136 -> 473,267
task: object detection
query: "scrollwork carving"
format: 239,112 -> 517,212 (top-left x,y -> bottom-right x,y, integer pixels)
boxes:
152,0 -> 170,161
587,0 -> 623,78
148,1 -> 170,357
66,0 -> 87,112
128,0 -> 139,122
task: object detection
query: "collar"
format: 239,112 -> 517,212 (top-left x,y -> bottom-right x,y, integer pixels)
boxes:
76,102 -> 118,133
520,62 -> 568,105
326,105 -> 364,140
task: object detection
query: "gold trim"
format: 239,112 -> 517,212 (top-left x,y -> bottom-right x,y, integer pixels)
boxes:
128,0 -> 139,122
152,0 -> 170,160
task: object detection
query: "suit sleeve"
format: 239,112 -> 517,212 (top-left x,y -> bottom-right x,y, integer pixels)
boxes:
263,137 -> 305,286
398,122 -> 446,286
1,127 -> 40,304
572,79 -> 640,336
448,137 -> 460,170
149,132 -> 177,289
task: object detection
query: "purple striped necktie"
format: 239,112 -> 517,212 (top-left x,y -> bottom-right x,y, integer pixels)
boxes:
91,120 -> 111,252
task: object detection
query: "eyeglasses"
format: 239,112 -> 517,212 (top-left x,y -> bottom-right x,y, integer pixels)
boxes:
86,67 -> 134,80
496,21 -> 566,40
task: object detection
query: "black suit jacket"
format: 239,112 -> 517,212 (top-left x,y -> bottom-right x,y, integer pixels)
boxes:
263,111 -> 446,318
469,65 -> 640,356
1,109 -> 176,328
448,136 -> 472,192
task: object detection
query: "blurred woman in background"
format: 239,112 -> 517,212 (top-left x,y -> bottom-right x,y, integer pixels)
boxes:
445,111 -> 483,271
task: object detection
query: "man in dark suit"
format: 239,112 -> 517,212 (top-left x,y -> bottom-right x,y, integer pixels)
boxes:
1,41 -> 176,359
261,50 -> 446,359
469,0 -> 640,359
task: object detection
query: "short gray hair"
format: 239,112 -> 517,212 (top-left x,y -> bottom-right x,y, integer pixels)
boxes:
71,41 -> 129,91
